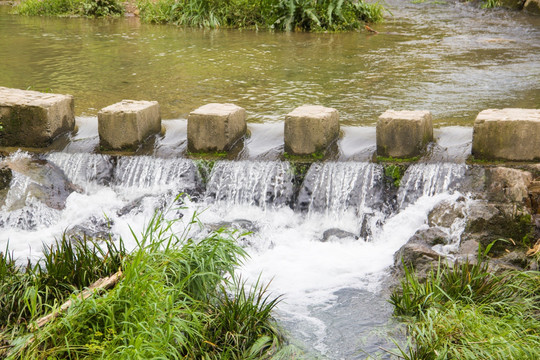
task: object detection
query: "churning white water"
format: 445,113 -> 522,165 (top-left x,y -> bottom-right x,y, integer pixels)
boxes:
0,121 -> 474,359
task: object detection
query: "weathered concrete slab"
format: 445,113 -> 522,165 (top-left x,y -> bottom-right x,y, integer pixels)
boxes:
0,87 -> 75,147
376,110 -> 433,158
98,100 -> 161,151
187,103 -> 246,153
472,108 -> 540,161
284,105 -> 340,156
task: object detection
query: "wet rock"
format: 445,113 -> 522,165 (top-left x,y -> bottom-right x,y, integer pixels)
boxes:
376,110 -> 433,158
0,165 -> 12,190
0,87 -> 75,147
464,201 -> 533,255
394,242 -> 442,280
3,155 -> 81,210
407,227 -> 450,246
284,105 -> 340,156
524,0 -> 540,14
66,216 -> 114,241
428,199 -> 466,228
485,167 -> 532,204
529,180 -> 540,214
322,228 -> 359,242
208,219 -> 259,233
457,239 -> 480,262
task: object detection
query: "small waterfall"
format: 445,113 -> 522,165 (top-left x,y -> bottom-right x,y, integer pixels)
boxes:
298,162 -> 384,215
47,152 -> 114,187
113,156 -> 200,193
398,163 -> 467,208
205,161 -> 294,209
297,162 -> 385,240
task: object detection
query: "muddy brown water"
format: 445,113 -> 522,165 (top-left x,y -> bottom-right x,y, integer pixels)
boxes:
1,1 -> 539,126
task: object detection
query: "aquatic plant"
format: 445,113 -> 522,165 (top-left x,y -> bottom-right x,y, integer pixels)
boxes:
138,0 -> 386,31
390,242 -> 540,359
1,201 -> 283,359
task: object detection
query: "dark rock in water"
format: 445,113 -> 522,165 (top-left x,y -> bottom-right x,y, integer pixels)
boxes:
0,165 -> 12,190
117,193 -> 172,217
66,216 -> 114,241
407,227 -> 449,247
4,155 -> 81,210
322,228 -> 359,242
208,219 -> 259,233
428,199 -> 466,228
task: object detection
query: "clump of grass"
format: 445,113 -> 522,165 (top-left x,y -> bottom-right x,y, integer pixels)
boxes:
138,0 -> 386,31
0,234 -> 125,332
390,242 -> 540,359
14,0 -> 124,17
3,198 -> 283,359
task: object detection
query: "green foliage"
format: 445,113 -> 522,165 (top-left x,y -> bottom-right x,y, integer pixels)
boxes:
3,199 -> 283,359
0,234 -> 125,331
138,0 -> 385,31
14,0 -> 124,17
481,0 -> 501,8
384,164 -> 404,187
390,242 -> 540,359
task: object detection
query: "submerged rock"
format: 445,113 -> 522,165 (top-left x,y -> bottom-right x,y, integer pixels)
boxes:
321,228 -> 359,242
2,154 -> 81,210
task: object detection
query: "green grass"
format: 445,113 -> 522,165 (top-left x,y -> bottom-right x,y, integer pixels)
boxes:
390,242 -> 540,359
1,197 -> 284,359
376,155 -> 420,163
14,0 -> 124,17
138,0 -> 386,31
384,164 -> 405,187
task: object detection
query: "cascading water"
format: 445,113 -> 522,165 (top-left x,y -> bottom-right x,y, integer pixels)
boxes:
0,126 -> 474,358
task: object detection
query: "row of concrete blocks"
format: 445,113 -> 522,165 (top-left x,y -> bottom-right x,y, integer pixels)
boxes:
1,87 -> 540,161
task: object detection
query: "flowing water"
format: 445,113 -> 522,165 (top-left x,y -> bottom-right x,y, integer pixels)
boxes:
0,123 -> 473,358
0,1 -> 538,358
1,1 -> 539,124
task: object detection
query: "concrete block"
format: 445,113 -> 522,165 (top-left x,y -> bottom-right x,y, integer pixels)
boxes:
472,108 -> 540,161
187,103 -> 246,152
98,100 -> 161,150
284,105 -> 340,156
376,110 -> 433,158
0,87 -> 75,147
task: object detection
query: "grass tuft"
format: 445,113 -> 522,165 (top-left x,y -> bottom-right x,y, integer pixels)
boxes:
390,241 -> 540,359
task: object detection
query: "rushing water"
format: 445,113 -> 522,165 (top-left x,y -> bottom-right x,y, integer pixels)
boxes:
0,122 -> 474,358
0,1 -> 537,358
1,1 -> 539,124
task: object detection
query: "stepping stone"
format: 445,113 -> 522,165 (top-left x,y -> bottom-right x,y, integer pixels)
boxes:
98,100 -> 161,151
284,105 -> 340,156
187,103 -> 246,153
376,110 -> 433,158
472,108 -> 540,161
0,87 -> 75,147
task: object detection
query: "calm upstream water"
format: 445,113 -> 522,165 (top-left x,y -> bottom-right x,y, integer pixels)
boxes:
0,2 -> 539,359
1,1 -> 539,125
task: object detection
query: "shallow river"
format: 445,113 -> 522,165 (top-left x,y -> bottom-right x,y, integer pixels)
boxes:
0,2 -> 539,359
1,1 -> 539,124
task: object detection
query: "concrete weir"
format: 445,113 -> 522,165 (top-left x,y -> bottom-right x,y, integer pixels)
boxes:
376,110 -> 433,158
98,100 -> 161,151
472,108 -> 540,161
187,103 -> 247,153
284,105 -> 340,156
0,87 -> 75,147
